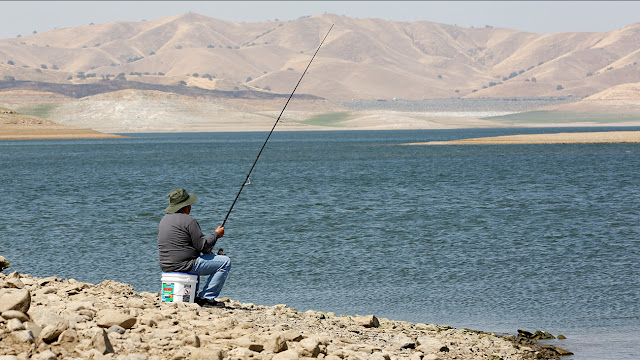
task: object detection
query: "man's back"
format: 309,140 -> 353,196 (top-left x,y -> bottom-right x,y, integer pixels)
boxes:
158,212 -> 209,272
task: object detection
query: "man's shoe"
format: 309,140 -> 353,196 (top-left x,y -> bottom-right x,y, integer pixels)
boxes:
195,296 -> 225,308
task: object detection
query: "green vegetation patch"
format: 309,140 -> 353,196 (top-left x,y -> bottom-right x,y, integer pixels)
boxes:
483,110 -> 640,125
299,112 -> 351,127
16,103 -> 60,119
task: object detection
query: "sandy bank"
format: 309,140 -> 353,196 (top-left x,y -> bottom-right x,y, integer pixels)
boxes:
401,131 -> 640,145
0,257 -> 571,360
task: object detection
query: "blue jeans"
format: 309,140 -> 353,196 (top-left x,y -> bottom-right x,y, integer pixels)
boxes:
190,254 -> 231,300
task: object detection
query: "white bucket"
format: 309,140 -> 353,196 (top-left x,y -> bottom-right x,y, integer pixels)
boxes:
161,272 -> 199,303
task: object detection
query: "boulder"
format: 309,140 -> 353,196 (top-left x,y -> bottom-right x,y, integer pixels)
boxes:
298,338 -> 321,357
91,329 -> 115,354
272,349 -> 300,360
0,256 -> 9,271
1,310 -> 29,322
189,347 -> 224,360
12,330 -> 35,343
95,309 -> 137,329
393,334 -> 416,349
40,321 -> 68,343
57,329 -> 78,344
0,288 -> 30,313
234,337 -> 264,352
355,314 -> 380,328
7,318 -> 25,331
32,350 -> 57,360
416,337 -> 447,353
263,333 -> 288,353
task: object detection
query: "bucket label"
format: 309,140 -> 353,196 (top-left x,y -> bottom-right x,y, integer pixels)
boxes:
183,284 -> 193,302
162,282 -> 174,302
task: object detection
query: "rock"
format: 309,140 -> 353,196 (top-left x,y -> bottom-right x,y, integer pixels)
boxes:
272,349 -> 300,360
533,330 -> 555,340
416,337 -> 447,353
558,334 -> 567,340
190,347 -> 224,360
40,321 -> 68,343
32,350 -> 57,360
7,318 -> 25,331
355,314 -> 380,328
283,329 -> 303,342
28,308 -> 64,328
370,353 -> 391,360
234,337 -> 264,352
0,355 -> 19,360
0,288 -> 31,313
541,345 -> 574,356
0,256 -> 9,271
393,334 -> 416,349
57,329 -> 78,344
183,333 -> 201,347
107,325 -> 126,334
12,330 -> 35,343
91,328 -> 115,354
23,321 -> 42,338
263,333 -> 288,353
127,298 -> 146,309
422,354 -> 440,360
1,310 -> 29,322
410,352 -> 424,360
299,337 -> 321,357
96,309 -> 136,329
228,348 -> 255,359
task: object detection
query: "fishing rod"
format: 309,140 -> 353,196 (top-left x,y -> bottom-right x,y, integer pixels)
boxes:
220,24 -> 334,229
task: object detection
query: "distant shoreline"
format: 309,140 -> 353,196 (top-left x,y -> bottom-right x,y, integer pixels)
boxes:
400,131 -> 640,145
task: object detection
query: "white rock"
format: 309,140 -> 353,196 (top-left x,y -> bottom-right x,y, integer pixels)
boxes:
96,309 -> 136,329
91,328 -> 115,354
355,314 -> 380,328
32,350 -> 57,360
263,333 -> 288,353
272,349 -> 300,360
12,330 -> 35,343
393,334 -> 415,349
416,337 -> 446,353
7,318 -> 25,331
299,337 -> 321,357
1,310 -> 29,322
0,289 -> 30,313
41,321 -> 68,343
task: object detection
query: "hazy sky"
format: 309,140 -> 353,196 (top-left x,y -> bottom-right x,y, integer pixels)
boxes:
2,1 -> 640,40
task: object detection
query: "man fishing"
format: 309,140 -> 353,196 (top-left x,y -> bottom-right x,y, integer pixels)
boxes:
158,188 -> 230,308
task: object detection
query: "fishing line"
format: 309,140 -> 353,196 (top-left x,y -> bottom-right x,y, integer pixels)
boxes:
220,24 -> 334,228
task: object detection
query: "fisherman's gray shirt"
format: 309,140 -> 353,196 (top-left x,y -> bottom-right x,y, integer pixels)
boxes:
158,213 -> 219,273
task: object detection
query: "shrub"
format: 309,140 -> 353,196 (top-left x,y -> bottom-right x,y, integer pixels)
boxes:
246,77 -> 252,82
489,81 -> 498,87
7,60 -> 14,65
531,77 -> 537,82
192,73 -> 199,77
178,80 -> 187,86
556,85 -> 564,90
586,72 -> 593,77
4,75 -> 15,81
52,65 -> 58,70
41,64 -> 47,69
207,44 -> 214,48
175,45 -> 182,49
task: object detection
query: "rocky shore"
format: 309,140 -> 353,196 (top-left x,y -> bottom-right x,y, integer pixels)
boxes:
0,256 -> 572,360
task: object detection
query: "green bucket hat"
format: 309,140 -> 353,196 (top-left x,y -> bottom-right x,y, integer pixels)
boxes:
165,188 -> 198,213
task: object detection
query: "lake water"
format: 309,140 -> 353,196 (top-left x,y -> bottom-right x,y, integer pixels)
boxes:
1,128 -> 639,359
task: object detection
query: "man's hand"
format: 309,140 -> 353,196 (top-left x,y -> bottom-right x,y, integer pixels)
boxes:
215,226 -> 224,238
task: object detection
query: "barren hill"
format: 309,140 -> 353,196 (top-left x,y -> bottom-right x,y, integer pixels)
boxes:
1,13 -> 639,101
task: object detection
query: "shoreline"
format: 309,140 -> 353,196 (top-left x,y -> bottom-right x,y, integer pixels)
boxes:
400,131 -> 640,145
1,262 -> 572,360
